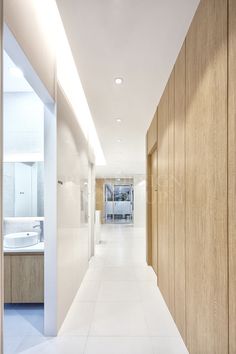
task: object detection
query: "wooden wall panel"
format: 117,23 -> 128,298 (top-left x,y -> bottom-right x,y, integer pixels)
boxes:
146,140 -> 152,266
96,179 -> 104,223
147,111 -> 157,154
228,0 -> 236,352
157,83 -> 169,304
146,112 -> 158,267
146,1 -> 231,352
168,70 -> 175,316
174,42 -> 186,341
151,149 -> 158,274
95,179 -> 104,211
185,0 -> 228,353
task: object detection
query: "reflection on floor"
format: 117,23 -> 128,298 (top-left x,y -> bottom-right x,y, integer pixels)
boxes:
105,219 -> 133,224
4,225 -> 189,354
4,304 -> 45,353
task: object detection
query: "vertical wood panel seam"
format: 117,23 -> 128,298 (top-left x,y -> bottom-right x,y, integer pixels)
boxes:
146,137 -> 151,265
184,38 -> 187,346
157,109 -> 159,282
173,69 -> 176,319
168,79 -> 170,309
149,153 -> 153,267
167,81 -> 171,309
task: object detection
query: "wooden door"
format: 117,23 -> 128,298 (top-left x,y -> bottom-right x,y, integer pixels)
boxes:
151,149 -> 158,274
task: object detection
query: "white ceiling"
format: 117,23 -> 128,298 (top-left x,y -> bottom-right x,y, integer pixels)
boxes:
56,0 -> 200,177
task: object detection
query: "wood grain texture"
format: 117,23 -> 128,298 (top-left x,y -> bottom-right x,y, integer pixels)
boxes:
147,111 -> 157,154
157,82 -> 169,304
146,137 -> 152,266
185,0 -> 228,352
4,256 -> 11,303
168,70 -> 175,316
151,149 -> 158,274
11,255 -> 44,303
228,0 -> 236,352
174,42 -> 186,341
146,112 -> 158,267
95,179 -> 105,223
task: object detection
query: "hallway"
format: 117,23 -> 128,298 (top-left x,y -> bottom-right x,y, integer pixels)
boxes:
1,1 -> 235,353
6,225 -> 188,354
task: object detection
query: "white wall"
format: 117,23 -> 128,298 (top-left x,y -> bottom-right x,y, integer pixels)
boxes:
88,163 -> 95,258
5,0 -> 56,99
44,104 -> 57,336
3,92 -> 45,218
56,85 -> 90,330
3,162 -> 44,218
134,176 -> 146,228
3,2 -> 95,338
3,92 -> 44,161
0,1 -> 3,352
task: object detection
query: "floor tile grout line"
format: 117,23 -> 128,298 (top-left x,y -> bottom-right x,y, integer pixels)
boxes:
4,225 -> 188,353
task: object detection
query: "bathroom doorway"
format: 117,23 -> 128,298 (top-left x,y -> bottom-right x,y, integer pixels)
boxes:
3,26 -> 56,352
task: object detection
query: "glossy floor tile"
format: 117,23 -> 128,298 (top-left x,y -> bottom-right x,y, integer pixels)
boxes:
151,337 -> 189,354
90,301 -> 149,337
84,337 -> 154,354
59,302 -> 95,336
97,280 -> 141,302
4,224 -> 189,353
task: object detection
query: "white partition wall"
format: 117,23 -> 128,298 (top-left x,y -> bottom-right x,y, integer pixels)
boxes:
3,21 -> 57,336
44,104 -> 57,336
2,0 -> 98,339
0,1 -> 3,352
88,163 -> 95,258
56,85 -> 90,330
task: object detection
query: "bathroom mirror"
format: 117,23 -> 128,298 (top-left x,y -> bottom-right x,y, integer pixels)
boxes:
3,161 -> 44,217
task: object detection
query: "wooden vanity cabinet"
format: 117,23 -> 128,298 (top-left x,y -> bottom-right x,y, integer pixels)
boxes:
4,256 -> 11,303
4,253 -> 44,303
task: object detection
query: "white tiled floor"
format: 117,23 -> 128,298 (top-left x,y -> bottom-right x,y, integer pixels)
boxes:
4,224 -> 189,353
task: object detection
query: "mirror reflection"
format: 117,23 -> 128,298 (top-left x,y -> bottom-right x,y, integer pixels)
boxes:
3,161 -> 44,217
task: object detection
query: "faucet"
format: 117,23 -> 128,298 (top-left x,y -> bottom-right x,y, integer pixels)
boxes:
33,220 -> 44,242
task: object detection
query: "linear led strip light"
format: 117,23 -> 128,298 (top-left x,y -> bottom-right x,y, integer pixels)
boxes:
33,0 -> 106,166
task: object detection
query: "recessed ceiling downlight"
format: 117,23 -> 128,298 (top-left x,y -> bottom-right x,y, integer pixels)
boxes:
114,77 -> 123,85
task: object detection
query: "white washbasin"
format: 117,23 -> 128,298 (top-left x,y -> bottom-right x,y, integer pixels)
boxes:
4,232 -> 39,249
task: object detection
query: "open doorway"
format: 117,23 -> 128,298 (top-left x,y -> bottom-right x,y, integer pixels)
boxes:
104,182 -> 134,224
3,26 -> 56,353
